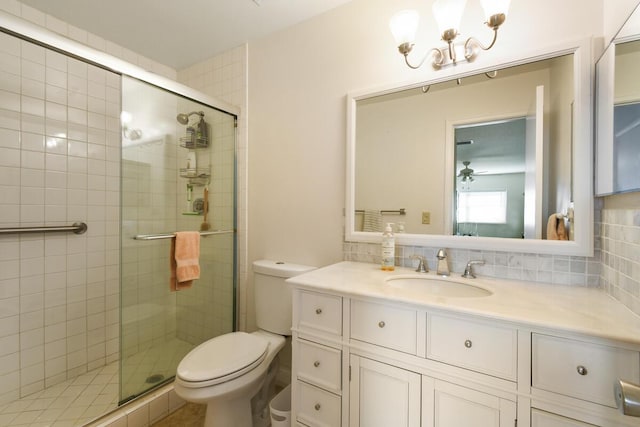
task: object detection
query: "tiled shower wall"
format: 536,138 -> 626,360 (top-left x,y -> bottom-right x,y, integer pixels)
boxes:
121,139 -> 178,359
0,32 -> 120,404
175,110 -> 236,345
177,46 -> 248,331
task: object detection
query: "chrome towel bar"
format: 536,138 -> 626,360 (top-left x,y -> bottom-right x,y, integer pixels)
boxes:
355,208 -> 406,215
0,222 -> 87,235
133,229 -> 234,240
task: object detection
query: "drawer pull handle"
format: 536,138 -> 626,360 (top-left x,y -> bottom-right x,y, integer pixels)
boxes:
464,339 -> 473,348
378,321 -> 386,328
315,308 -> 322,315
314,403 -> 321,411
577,365 -> 588,376
314,361 -> 320,368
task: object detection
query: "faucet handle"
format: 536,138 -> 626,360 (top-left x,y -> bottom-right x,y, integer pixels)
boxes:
410,255 -> 429,273
462,260 -> 485,278
436,249 -> 447,259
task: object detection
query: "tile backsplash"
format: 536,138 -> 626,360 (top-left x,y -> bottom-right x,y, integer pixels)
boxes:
345,198 -> 640,319
344,243 -> 602,287
600,207 -> 640,316
345,202 -> 602,287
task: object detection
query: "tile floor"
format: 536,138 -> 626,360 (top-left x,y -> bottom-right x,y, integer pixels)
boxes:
150,402 -> 205,427
0,362 -> 118,427
0,338 -> 194,427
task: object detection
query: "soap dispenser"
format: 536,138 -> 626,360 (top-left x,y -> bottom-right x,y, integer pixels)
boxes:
381,223 -> 395,271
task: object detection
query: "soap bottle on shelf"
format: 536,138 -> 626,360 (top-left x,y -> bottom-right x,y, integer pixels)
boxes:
196,118 -> 208,147
185,152 -> 197,177
381,223 -> 395,271
186,125 -> 196,148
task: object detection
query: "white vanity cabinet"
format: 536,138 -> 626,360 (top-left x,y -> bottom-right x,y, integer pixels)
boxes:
349,356 -> 421,427
529,333 -> 640,426
292,289 -> 518,427
425,378 -> 516,427
291,290 -> 344,427
288,262 -> 640,427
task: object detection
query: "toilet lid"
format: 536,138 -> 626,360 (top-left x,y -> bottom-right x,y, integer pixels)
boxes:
177,332 -> 269,384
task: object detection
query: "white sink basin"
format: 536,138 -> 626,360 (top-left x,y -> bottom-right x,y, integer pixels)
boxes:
385,275 -> 492,298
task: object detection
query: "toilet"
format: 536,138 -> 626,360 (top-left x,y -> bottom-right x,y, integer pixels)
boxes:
174,260 -> 315,427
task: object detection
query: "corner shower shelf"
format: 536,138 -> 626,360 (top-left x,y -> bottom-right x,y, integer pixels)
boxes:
179,136 -> 209,149
179,167 -> 210,178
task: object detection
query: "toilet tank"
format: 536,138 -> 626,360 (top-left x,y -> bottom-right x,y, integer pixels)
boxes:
253,260 -> 315,335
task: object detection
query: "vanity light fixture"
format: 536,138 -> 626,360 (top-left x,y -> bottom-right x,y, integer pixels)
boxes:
389,0 -> 511,70
120,111 -> 143,141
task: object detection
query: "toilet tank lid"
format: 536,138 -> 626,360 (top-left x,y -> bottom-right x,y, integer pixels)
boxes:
252,260 -> 316,278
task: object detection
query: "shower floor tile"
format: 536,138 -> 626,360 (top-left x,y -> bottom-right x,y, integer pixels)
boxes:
0,337 -> 195,426
0,363 -> 118,427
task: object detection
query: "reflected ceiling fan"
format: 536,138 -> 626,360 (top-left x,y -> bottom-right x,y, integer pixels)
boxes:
457,161 -> 488,182
458,161 -> 475,182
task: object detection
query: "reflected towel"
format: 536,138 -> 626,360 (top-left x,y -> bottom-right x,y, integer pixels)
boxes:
170,231 -> 201,291
362,209 -> 383,232
556,215 -> 568,240
546,214 -> 568,241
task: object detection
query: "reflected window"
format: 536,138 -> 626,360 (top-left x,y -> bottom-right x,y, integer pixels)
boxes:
457,190 -> 508,224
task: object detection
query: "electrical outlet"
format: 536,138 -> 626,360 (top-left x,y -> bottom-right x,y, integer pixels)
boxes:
422,211 -> 431,224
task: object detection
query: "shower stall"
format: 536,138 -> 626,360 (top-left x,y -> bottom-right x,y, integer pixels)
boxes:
0,21 -> 237,426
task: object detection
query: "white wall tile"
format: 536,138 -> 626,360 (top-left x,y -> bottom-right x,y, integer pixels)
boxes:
46,84 -> 66,104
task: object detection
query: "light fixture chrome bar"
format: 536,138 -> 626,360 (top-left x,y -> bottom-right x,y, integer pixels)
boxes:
0,222 -> 88,235
133,229 -> 234,241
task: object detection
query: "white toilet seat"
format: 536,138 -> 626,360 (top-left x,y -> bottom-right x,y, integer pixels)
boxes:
177,332 -> 269,388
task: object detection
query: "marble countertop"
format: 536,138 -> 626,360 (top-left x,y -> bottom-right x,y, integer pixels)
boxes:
287,261 -> 640,345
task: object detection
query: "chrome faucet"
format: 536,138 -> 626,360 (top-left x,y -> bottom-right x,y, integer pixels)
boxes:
409,255 -> 429,273
436,249 -> 449,276
462,260 -> 485,278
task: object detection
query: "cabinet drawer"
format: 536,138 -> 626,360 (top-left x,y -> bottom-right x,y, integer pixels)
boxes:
297,291 -> 342,337
297,339 -> 342,394
296,381 -> 341,427
427,313 -> 517,380
532,334 -> 640,407
351,299 -> 417,354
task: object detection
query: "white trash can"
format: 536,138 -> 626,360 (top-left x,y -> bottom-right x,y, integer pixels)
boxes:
269,384 -> 291,427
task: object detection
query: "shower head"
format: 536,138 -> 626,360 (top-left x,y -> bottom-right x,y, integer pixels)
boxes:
176,111 -> 204,125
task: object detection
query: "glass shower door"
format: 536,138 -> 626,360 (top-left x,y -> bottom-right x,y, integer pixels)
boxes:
120,76 -> 236,403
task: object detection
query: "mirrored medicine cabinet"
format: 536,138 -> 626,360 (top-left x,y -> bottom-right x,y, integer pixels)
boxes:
596,3 -> 640,196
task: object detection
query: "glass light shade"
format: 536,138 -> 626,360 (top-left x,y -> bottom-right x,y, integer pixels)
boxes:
120,110 -> 132,124
480,0 -> 510,20
432,0 -> 467,35
389,10 -> 420,45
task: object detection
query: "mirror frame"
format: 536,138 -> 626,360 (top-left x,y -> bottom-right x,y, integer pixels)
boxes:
345,39 -> 593,257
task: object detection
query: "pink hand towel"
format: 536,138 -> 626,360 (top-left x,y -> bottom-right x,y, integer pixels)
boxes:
170,231 -> 201,291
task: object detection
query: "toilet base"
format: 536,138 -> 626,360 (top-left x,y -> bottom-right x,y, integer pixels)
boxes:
204,397 -> 252,427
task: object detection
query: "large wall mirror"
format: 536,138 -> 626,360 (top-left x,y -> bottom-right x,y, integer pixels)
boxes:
596,4 -> 640,195
346,40 -> 593,256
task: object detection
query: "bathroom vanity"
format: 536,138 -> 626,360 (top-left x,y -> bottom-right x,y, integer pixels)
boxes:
288,261 -> 640,427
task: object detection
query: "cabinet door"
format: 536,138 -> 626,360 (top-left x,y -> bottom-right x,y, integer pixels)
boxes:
349,355 -> 421,427
423,378 -> 516,427
531,409 -> 598,427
